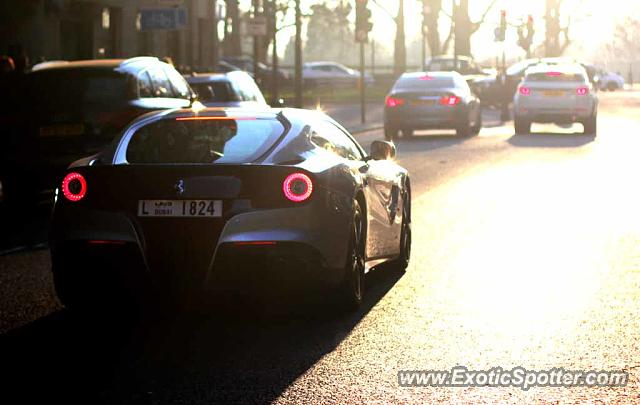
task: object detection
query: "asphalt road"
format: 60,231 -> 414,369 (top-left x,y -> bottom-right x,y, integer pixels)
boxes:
1,91 -> 639,403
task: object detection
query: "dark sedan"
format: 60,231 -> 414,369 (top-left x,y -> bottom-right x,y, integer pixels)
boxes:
0,57 -> 194,206
50,107 -> 411,313
384,71 -> 482,139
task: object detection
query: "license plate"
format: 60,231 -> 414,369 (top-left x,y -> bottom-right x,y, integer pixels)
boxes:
138,200 -> 222,217
411,99 -> 436,106
39,124 -> 85,137
543,90 -> 564,97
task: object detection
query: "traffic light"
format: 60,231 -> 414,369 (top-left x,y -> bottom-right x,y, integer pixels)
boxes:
494,9 -> 507,42
355,0 -> 373,43
517,14 -> 535,53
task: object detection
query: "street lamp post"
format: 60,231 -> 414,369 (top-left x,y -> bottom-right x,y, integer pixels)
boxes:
294,0 -> 302,108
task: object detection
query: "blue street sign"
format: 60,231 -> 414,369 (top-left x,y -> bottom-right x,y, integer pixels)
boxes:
140,8 -> 188,31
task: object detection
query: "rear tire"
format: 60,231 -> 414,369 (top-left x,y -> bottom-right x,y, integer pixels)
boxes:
514,117 -> 531,135
583,114 -> 597,135
384,125 -> 399,141
335,200 -> 365,312
456,117 -> 471,137
471,109 -> 482,135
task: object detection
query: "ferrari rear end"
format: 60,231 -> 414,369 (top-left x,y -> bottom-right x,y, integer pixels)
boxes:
50,111 -> 353,309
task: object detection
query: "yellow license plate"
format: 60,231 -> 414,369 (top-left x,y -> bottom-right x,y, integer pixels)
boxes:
543,90 -> 564,97
39,124 -> 85,137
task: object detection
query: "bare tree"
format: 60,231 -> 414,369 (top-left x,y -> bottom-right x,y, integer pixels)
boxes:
372,0 -> 406,75
544,0 -> 571,57
223,0 -> 242,56
423,0 -> 443,57
605,15 -> 640,60
451,0 -> 498,57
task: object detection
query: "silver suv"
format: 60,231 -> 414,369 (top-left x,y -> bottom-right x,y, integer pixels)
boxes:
513,64 -> 598,135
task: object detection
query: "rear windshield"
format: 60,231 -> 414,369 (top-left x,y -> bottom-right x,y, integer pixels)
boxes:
190,82 -> 239,102
126,117 -> 284,164
394,76 -> 455,90
26,69 -> 131,110
526,72 -> 586,82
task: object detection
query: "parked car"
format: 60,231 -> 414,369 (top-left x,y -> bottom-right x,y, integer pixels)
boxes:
513,63 -> 598,135
0,57 -> 194,206
384,71 -> 482,139
186,71 -> 269,108
50,107 -> 411,312
302,61 -> 373,88
598,71 -> 625,91
425,55 -> 487,76
221,56 -> 289,85
213,60 -> 244,74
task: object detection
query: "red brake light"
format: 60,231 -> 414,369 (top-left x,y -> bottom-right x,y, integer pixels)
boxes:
419,75 -> 434,81
175,116 -> 256,121
546,71 -> 562,77
234,241 -> 277,246
439,95 -> 461,106
519,86 -> 531,96
385,96 -> 404,108
283,172 -> 313,202
576,86 -> 589,96
61,172 -> 87,202
87,240 -> 126,245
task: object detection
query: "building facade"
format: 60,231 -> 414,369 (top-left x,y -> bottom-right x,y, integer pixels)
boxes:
1,0 -> 219,71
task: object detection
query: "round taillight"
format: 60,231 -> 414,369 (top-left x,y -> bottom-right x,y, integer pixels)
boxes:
519,86 -> 531,96
61,172 -> 87,202
283,173 -> 313,202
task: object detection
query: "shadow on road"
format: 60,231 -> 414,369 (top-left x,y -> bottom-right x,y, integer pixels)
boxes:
507,133 -> 596,148
0,266 -> 403,403
0,202 -> 51,255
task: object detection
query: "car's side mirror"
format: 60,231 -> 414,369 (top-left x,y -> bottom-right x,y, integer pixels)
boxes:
189,91 -> 199,105
271,98 -> 285,107
369,140 -> 396,161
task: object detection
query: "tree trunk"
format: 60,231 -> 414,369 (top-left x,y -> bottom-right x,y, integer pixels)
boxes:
454,0 -> 472,57
224,0 -> 242,56
424,0 -> 442,57
544,0 -> 569,57
394,0 -> 406,75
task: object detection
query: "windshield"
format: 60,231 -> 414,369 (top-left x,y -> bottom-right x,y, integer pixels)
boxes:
190,82 -> 239,103
26,69 -> 131,110
428,60 -> 458,71
126,117 -> 284,164
526,72 -> 587,82
506,60 -> 536,76
394,76 -> 455,91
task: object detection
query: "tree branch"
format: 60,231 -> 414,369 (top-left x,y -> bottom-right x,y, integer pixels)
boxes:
470,0 -> 498,34
371,0 -> 395,20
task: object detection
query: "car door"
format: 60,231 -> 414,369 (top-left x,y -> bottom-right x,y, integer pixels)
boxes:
316,120 -> 402,259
